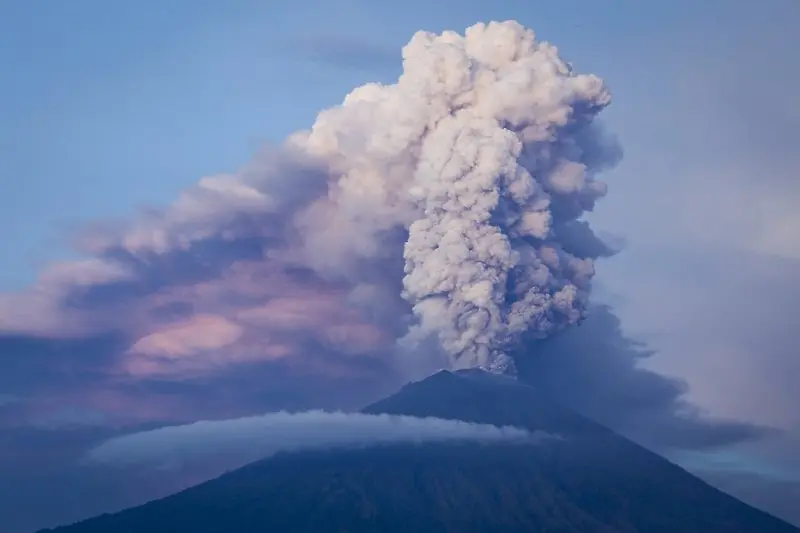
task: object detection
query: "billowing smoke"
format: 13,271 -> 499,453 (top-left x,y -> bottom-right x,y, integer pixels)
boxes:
296,21 -> 620,372
0,21 -> 621,381
86,411 -> 542,469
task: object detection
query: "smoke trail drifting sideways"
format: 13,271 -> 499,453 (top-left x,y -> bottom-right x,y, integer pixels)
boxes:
297,21 -> 621,372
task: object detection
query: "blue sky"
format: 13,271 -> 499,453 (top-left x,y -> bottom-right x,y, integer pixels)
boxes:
0,0 -> 735,289
1,1 -> 799,530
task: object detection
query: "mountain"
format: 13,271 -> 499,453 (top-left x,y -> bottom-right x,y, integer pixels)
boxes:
40,370 -> 799,533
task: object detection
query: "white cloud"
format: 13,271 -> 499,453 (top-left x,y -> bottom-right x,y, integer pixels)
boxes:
86,410 -> 545,469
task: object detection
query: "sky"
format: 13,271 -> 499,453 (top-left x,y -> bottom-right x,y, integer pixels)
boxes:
1,1 -> 799,531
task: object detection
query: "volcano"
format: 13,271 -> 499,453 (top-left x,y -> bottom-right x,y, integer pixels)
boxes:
40,370 -> 798,533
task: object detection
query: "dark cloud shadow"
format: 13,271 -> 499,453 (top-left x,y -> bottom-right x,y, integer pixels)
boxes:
0,333 -> 126,395
515,305 -> 772,451
0,324 -> 403,432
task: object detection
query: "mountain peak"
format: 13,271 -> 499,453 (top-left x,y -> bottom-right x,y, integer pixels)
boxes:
476,352 -> 518,376
364,367 -> 610,439
453,367 -> 523,386
41,370 -> 800,533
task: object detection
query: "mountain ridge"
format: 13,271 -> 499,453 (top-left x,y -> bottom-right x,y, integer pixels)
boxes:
40,369 -> 799,533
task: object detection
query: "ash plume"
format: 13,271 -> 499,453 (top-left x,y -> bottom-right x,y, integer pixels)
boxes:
297,21 -> 620,372
0,21 -> 621,380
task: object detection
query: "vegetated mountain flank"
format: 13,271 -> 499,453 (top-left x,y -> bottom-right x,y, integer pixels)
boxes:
41,370 -> 799,533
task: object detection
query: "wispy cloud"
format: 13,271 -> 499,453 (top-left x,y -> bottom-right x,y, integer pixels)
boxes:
86,411 -> 544,470
283,33 -> 399,71
28,406 -> 109,430
0,394 -> 19,407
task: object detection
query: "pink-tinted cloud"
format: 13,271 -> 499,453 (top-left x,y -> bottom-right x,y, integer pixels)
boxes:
235,292 -> 389,354
0,258 -> 135,337
0,129 -> 406,399
128,315 -> 244,358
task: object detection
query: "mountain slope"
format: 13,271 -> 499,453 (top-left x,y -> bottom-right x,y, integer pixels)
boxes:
40,370 -> 799,533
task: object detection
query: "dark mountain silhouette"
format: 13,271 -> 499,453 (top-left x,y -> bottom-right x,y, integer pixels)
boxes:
40,369 -> 799,533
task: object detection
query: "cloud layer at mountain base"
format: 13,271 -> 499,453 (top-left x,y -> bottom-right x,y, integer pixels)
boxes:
86,410 -> 543,471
